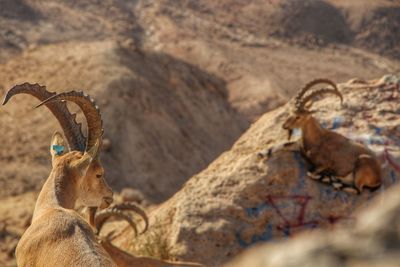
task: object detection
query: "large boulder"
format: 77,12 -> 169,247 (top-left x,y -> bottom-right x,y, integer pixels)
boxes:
225,183 -> 400,267
111,76 -> 400,266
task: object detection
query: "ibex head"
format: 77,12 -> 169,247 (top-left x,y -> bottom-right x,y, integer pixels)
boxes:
282,79 -> 343,140
3,84 -> 113,208
50,132 -> 113,208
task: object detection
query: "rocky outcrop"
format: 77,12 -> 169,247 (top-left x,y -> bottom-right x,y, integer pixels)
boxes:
225,183 -> 400,267
111,76 -> 400,266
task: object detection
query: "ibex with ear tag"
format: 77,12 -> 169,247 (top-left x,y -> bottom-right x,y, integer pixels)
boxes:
264,79 -> 382,194
3,83 -> 115,266
3,83 -> 203,267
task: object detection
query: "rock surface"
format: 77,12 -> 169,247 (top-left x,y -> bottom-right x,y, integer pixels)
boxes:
112,76 -> 400,266
225,183 -> 400,267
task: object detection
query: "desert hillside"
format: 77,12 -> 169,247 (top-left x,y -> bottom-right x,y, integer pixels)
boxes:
0,0 -> 399,266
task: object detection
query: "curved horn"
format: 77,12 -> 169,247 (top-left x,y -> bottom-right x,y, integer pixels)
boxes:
36,91 -> 103,152
110,202 -> 149,234
95,209 -> 139,237
299,88 -> 343,111
2,83 -> 86,151
295,79 -> 339,110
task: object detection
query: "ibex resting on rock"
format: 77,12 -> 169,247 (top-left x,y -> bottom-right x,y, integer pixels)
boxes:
264,79 -> 382,193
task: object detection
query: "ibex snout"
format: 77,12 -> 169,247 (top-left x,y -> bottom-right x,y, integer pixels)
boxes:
100,194 -> 114,209
95,174 -> 114,209
282,120 -> 291,130
282,115 -> 299,140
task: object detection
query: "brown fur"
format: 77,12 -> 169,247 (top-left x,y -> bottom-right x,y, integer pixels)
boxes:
268,79 -> 382,193
16,133 -> 115,266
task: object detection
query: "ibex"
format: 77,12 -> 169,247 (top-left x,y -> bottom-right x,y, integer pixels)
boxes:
264,79 -> 382,193
3,83 -> 116,266
4,83 -> 204,266
92,203 -> 205,267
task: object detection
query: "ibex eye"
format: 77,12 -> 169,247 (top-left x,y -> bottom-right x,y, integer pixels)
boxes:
96,174 -> 102,178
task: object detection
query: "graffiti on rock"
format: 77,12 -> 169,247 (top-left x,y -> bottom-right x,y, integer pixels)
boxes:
239,110 -> 399,247
236,194 -> 354,247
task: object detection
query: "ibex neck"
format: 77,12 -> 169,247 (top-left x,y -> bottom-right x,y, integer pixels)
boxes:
301,117 -> 326,149
32,165 -> 77,221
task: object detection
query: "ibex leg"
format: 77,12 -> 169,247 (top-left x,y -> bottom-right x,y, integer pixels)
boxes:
353,155 -> 382,192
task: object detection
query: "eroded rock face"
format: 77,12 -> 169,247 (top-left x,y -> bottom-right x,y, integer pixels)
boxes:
112,76 -> 400,266
225,183 -> 400,267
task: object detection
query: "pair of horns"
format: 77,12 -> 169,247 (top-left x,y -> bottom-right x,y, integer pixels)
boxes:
294,79 -> 343,112
94,202 -> 149,237
2,83 -> 102,152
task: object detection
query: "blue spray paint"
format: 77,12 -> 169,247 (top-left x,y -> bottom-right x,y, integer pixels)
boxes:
292,152 -> 307,194
390,170 -> 398,185
246,203 -> 269,217
332,116 -> 343,129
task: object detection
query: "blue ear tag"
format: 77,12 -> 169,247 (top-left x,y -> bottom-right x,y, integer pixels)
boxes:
52,145 -> 65,155
332,116 -> 343,129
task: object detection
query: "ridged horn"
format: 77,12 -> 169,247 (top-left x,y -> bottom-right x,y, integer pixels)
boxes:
299,88 -> 343,111
95,209 -> 139,237
295,79 -> 339,110
36,91 -> 103,152
94,202 -> 149,236
2,83 -> 86,151
110,202 -> 149,234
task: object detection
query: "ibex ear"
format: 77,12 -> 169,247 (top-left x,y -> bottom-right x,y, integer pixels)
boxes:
305,101 -> 313,110
50,132 -> 66,165
87,138 -> 101,159
70,139 -> 101,177
71,153 -> 93,177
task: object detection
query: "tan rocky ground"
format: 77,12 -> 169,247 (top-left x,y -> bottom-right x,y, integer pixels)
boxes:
0,1 -> 399,266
